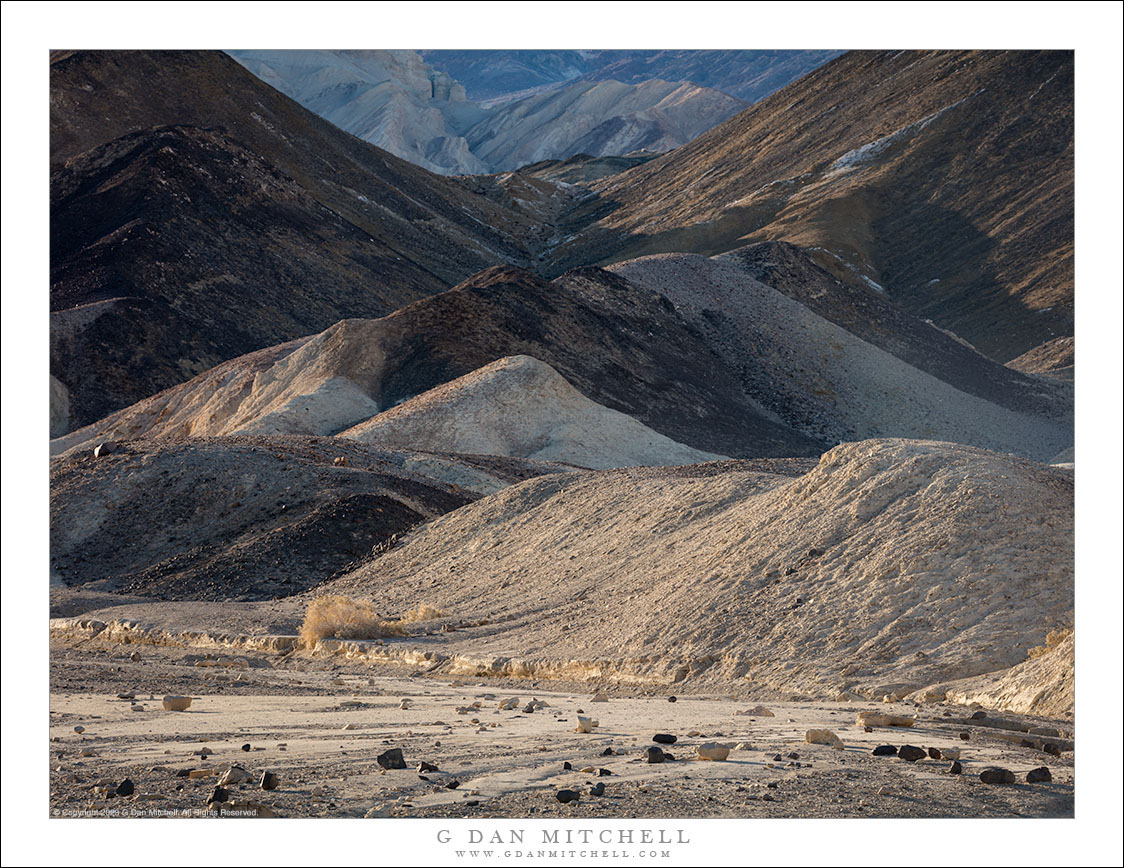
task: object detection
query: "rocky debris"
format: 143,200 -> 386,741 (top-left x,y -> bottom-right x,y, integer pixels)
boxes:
589,782 -> 605,797
117,692 -> 135,700
959,732 -> 971,741
942,748 -> 961,760
80,747 -> 96,757
948,761 -> 963,775
652,734 -> 678,744
73,726 -> 84,734
970,710 -> 988,720
188,769 -> 215,779
92,441 -> 117,459
207,785 -> 229,804
241,744 -> 251,752
260,771 -> 279,791
574,716 -> 598,733
162,695 -> 193,712
856,711 -> 914,728
556,789 -> 581,804
805,729 -> 844,749
445,780 -> 461,790
668,696 -> 677,703
377,748 -> 407,770
744,705 -> 774,717
871,745 -> 898,756
979,767 -> 1017,785
1043,743 -> 1062,756
418,762 -> 439,773
115,779 -> 134,797
591,693 -> 609,703
646,747 -> 667,764
927,747 -> 943,760
897,745 -> 927,763
498,697 -> 519,710
696,743 -> 731,761
218,766 -> 253,786
1026,767 -> 1053,783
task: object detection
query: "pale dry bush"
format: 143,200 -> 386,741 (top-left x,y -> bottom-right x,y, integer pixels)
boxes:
299,595 -> 446,646
1028,627 -> 1073,659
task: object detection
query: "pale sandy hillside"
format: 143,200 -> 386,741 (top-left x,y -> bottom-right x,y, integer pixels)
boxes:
340,356 -> 723,469
610,253 -> 1071,460
323,439 -> 1073,702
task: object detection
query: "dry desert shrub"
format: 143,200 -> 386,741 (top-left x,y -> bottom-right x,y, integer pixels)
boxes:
1027,627 -> 1073,659
299,595 -> 446,646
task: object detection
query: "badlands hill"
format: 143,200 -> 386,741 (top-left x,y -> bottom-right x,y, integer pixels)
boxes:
49,50 -> 541,430
230,50 -> 747,174
50,435 -> 576,602
340,355 -> 724,468
609,251 -> 1071,458
51,266 -> 823,460
1007,337 -> 1075,380
323,439 -> 1073,706
550,50 -> 1073,362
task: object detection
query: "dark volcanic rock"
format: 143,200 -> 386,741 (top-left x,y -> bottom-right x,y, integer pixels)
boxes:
897,745 -> 926,763
1026,767 -> 1052,783
377,748 -> 407,770
652,734 -> 678,745
646,747 -> 666,764
979,767 -> 1017,785
556,789 -> 580,804
871,745 -> 898,757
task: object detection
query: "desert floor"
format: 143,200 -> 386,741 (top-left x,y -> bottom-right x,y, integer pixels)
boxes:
49,637 -> 1073,819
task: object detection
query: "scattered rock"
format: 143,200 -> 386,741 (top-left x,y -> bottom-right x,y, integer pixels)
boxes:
652,734 -> 677,744
498,697 -> 519,710
93,441 -> 117,458
590,782 -> 605,796
746,705 -> 774,717
162,695 -> 193,712
117,692 -> 135,700
897,745 -> 926,762
1026,767 -> 1052,783
115,779 -> 134,797
927,747 -> 942,760
556,789 -> 580,804
696,743 -> 731,761
218,766 -> 253,786
959,732 -> 970,741
948,761 -> 963,775
562,762 -> 572,770
591,693 -> 609,703
1043,743 -> 1061,757
241,744 -> 251,752
979,767 -> 1016,785
668,696 -> 677,703
574,716 -> 598,733
207,786 -> 229,804
418,762 -> 439,773
73,726 -> 85,734
805,729 -> 843,750
970,710 -> 988,720
377,748 -> 407,770
942,748 -> 961,760
445,780 -> 460,790
871,745 -> 898,757
646,747 -> 666,764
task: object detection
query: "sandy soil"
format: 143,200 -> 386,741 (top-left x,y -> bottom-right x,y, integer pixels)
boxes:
49,638 -> 1072,820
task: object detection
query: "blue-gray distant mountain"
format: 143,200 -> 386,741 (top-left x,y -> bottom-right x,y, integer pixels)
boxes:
230,49 -> 763,174
417,49 -> 843,103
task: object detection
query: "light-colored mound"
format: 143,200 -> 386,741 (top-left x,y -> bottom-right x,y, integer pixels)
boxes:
610,253 -> 1071,461
325,439 -> 1073,699
937,631 -> 1074,716
340,355 -> 723,469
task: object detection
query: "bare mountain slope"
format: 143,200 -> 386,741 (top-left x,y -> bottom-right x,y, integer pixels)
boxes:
551,50 -> 1073,361
609,252 -> 1071,460
50,436 -> 574,602
49,50 -> 540,430
324,439 -> 1073,701
51,266 -> 823,461
340,355 -> 725,468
